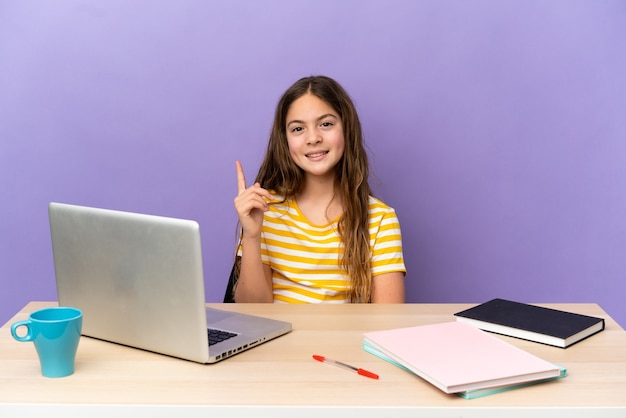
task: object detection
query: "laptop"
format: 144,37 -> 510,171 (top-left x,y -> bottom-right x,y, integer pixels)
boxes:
48,202 -> 292,363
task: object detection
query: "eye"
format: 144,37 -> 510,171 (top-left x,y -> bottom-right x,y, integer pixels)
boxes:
320,121 -> 334,128
291,126 -> 304,133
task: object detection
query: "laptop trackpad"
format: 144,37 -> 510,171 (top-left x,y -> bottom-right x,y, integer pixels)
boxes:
206,308 -> 238,323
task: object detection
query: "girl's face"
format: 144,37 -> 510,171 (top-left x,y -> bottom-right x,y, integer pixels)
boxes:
285,93 -> 345,182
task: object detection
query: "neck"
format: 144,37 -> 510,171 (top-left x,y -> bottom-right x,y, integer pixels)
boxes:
299,173 -> 336,199
296,174 -> 343,223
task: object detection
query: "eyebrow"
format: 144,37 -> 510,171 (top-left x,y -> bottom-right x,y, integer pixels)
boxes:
287,113 -> 338,127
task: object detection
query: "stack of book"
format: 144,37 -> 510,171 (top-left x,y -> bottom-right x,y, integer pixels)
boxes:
363,299 -> 605,399
363,321 -> 566,399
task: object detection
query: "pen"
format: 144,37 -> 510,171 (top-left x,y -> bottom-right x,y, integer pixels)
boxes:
312,354 -> 379,379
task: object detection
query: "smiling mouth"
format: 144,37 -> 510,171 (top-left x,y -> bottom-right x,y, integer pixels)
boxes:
306,151 -> 329,158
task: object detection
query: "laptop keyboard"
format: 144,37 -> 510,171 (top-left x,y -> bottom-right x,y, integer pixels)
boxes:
208,328 -> 237,346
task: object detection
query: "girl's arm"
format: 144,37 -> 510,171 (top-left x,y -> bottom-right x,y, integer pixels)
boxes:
233,237 -> 274,302
371,272 -> 405,303
233,160 -> 275,302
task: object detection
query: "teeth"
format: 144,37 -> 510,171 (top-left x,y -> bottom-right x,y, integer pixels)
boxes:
307,151 -> 327,158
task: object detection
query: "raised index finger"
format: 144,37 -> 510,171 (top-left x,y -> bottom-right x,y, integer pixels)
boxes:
236,161 -> 247,194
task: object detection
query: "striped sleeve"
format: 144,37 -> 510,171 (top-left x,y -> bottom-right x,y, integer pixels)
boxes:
368,197 -> 406,276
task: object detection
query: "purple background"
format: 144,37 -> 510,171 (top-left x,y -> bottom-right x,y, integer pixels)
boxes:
1,1 -> 625,327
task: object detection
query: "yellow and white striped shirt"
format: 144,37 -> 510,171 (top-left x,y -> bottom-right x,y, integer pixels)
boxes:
254,195 -> 405,303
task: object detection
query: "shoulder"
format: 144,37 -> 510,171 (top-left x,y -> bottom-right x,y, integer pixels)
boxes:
267,191 -> 285,203
368,196 -> 402,227
368,196 -> 396,215
266,193 -> 291,208
264,194 -> 298,220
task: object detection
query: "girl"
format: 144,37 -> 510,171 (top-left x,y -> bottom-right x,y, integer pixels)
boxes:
233,76 -> 405,303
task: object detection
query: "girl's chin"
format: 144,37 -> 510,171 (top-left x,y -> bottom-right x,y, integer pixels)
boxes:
303,170 -> 336,180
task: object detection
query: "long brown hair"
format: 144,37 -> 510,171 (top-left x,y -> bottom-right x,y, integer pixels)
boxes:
255,75 -> 373,302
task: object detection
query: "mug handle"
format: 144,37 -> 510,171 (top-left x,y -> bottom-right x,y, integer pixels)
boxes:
11,320 -> 34,342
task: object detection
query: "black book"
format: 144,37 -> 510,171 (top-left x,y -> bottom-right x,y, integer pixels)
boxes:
454,298 -> 605,348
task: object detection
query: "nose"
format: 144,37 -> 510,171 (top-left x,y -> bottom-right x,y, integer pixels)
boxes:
306,130 -> 322,145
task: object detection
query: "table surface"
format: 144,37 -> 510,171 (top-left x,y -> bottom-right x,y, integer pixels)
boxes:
2,302 -> 626,417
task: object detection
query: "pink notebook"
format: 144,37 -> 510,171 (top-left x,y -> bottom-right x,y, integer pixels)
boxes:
363,321 -> 562,394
